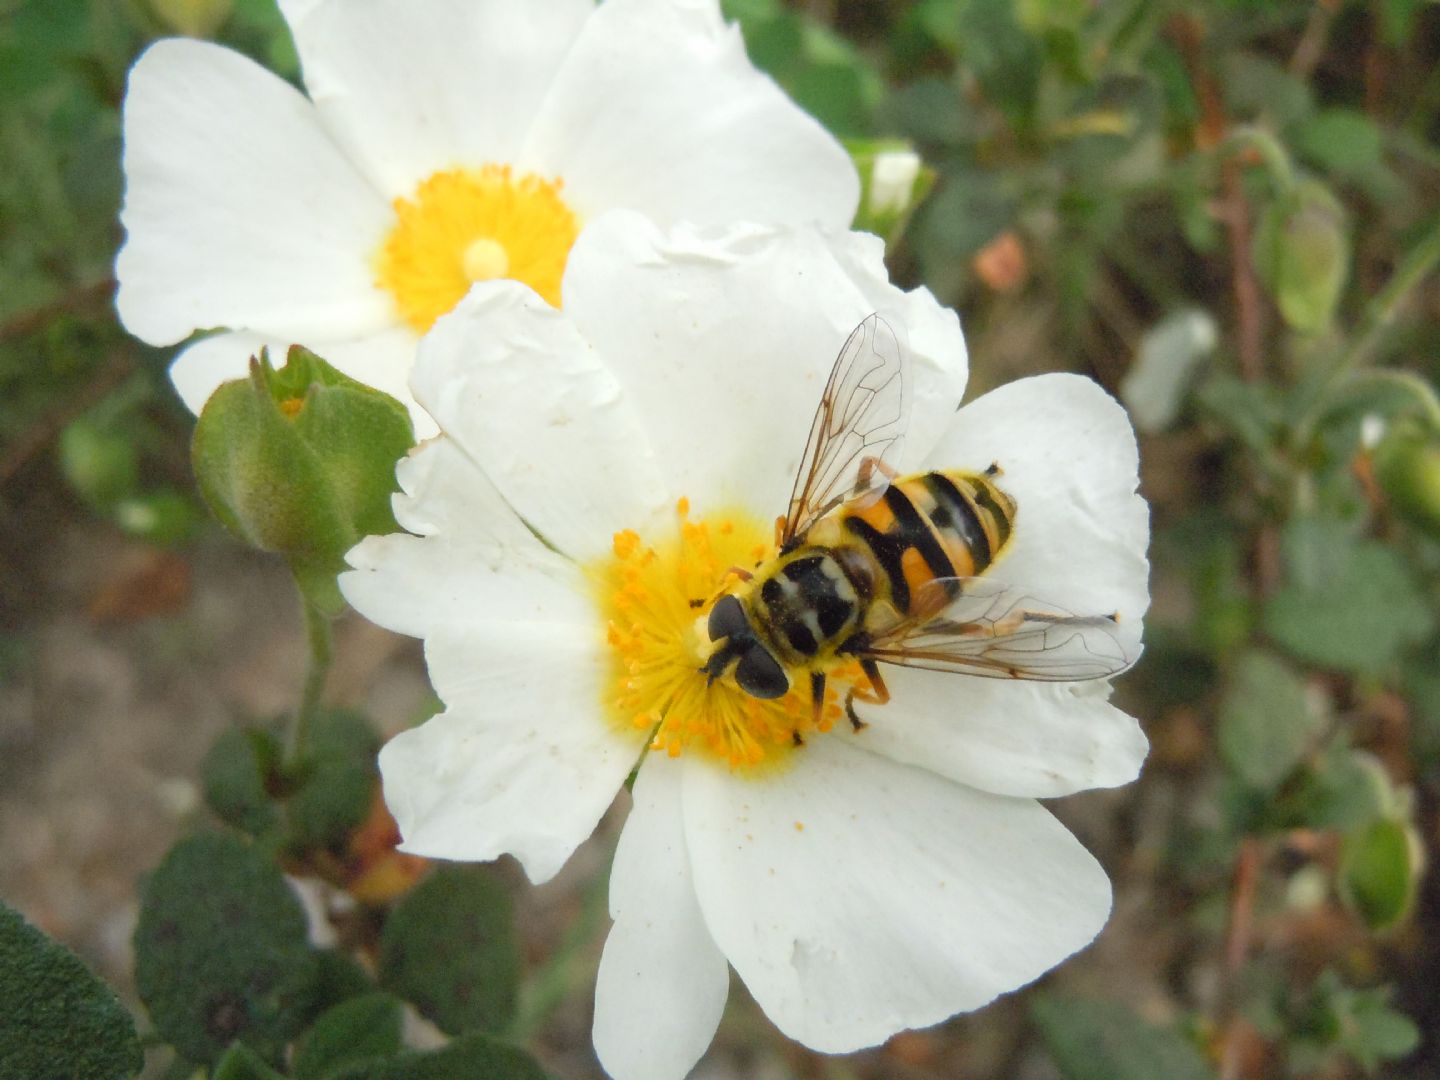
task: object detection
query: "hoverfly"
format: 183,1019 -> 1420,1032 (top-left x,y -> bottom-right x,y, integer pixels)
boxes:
701,313 -> 1132,731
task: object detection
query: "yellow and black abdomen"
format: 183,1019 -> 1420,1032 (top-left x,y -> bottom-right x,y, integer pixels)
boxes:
830,469 -> 1017,616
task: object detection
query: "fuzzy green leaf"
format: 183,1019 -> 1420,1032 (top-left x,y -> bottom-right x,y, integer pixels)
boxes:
331,1032 -> 550,1080
293,993 -> 403,1080
0,901 -> 143,1080
1263,517 -> 1433,675
285,709 -> 381,855
1219,650 -> 1319,791
134,832 -> 318,1066
379,866 -> 520,1037
213,1043 -> 286,1080
201,726 -> 282,838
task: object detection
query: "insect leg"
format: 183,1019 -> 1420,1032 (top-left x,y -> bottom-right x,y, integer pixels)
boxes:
855,454 -> 899,494
843,658 -> 890,731
809,670 -> 826,729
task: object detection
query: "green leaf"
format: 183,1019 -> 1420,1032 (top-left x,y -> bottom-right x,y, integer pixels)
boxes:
134,831 -> 319,1066
332,1032 -> 550,1080
1263,517 -> 1433,674
0,901 -> 143,1080
1032,994 -> 1213,1080
1339,990 -> 1421,1072
213,1043 -> 287,1080
1218,650 -> 1319,791
1194,375 -> 1283,455
379,866 -> 520,1037
1300,973 -> 1421,1074
202,726 -> 282,838
1218,51 -> 1313,127
1338,819 -> 1419,931
1252,180 -> 1349,334
293,993 -> 403,1080
285,709 -> 381,855
1278,744 -> 1388,831
310,948 -> 378,1013
1404,648 -> 1440,761
58,415 -> 140,511
1292,109 -> 1384,179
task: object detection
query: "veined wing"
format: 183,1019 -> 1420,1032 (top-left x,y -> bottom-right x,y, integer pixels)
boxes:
859,577 -> 1133,682
780,313 -> 910,552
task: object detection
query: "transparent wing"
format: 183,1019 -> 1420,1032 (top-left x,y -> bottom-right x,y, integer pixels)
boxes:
780,313 -> 910,551
859,577 -> 1133,682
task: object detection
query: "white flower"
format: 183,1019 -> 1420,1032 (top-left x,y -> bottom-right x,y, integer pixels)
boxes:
115,0 -> 858,434
341,211 -> 1150,1079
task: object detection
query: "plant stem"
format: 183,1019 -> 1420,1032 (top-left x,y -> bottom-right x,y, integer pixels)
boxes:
1217,836 -> 1266,1080
1223,126 -> 1297,194
290,596 -> 334,764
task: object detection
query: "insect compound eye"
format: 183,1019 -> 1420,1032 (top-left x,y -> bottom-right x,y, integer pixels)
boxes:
734,646 -> 789,700
707,594 -> 749,643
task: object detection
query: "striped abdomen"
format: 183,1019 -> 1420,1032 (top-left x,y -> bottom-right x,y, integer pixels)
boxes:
823,469 -> 1016,616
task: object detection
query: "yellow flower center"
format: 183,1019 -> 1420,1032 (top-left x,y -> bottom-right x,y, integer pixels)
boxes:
594,499 -> 851,773
375,165 -> 581,332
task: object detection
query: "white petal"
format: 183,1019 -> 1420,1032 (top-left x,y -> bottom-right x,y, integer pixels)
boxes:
683,739 -> 1112,1053
341,438 -> 575,639
168,326 -> 434,436
562,213 -> 967,519
594,760 -> 729,1080
378,607 -> 636,885
409,282 -> 668,561
924,373 -> 1150,657
275,0 -> 323,25
116,39 -> 393,346
845,673 -> 1148,798
286,0 -> 594,197
521,0 -> 857,228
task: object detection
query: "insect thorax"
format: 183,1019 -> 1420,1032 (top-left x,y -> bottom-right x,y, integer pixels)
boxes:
747,546 -> 867,665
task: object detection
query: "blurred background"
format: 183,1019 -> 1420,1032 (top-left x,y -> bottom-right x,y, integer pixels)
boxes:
2,0 -> 1439,1077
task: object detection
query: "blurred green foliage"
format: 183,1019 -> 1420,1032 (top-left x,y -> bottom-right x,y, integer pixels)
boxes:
5,0 -> 1440,1078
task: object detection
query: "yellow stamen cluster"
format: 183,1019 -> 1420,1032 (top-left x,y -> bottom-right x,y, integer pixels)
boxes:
375,165 -> 581,331
594,500 -> 846,773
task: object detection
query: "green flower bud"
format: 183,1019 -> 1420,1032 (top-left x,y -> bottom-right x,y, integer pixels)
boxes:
846,139 -> 936,246
1252,178 -> 1350,334
1373,417 -> 1440,538
147,0 -> 234,37
191,346 -> 414,613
